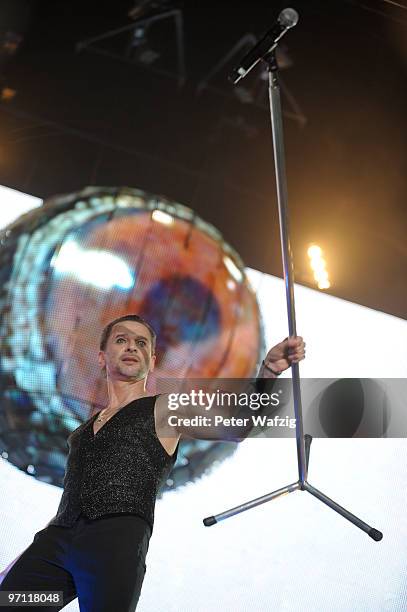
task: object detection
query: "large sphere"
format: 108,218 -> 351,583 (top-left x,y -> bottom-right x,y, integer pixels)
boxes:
0,186 -> 263,491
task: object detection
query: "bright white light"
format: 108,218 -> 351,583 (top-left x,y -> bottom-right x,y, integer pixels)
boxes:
223,256 -> 243,283
226,279 -> 236,291
51,240 -> 134,290
315,269 -> 329,282
317,279 -> 330,289
308,244 -> 331,289
0,185 -> 42,230
310,257 -> 326,272
307,245 -> 322,258
152,210 -> 174,225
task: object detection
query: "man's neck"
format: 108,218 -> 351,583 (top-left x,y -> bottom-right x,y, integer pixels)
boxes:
106,377 -> 149,411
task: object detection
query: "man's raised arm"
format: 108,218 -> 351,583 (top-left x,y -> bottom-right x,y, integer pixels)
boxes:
156,336 -> 305,442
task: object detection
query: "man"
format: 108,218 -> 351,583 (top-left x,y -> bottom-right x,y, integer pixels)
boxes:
0,314 -> 305,611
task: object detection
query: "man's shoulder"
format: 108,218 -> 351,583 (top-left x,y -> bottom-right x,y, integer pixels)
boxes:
155,393 -> 180,437
154,392 -> 177,418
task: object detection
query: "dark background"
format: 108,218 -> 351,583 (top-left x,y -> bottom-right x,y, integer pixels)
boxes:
0,0 -> 406,317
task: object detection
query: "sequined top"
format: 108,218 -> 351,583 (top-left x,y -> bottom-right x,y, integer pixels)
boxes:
47,395 -> 178,533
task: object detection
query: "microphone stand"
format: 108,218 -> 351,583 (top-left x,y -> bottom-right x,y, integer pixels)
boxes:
203,36 -> 383,542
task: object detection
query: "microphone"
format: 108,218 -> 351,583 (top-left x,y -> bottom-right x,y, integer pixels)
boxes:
228,8 -> 299,84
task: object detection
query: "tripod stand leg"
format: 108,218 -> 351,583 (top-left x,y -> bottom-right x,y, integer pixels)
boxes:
304,434 -> 312,470
303,482 -> 383,541
203,481 -> 300,526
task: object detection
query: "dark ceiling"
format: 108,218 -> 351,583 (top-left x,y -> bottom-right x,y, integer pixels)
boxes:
0,0 -> 406,318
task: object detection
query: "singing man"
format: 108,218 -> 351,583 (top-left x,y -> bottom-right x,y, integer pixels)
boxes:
0,314 -> 305,611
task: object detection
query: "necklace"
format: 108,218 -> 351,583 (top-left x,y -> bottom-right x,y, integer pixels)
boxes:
96,410 -> 107,423
96,407 -> 117,423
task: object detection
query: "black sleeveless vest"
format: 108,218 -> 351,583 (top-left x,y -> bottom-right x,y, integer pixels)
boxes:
48,395 -> 178,533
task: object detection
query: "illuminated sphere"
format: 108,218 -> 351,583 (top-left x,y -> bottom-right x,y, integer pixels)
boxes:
0,186 -> 263,491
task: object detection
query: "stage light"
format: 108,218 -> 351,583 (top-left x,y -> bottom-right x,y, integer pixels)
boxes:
316,269 -> 329,281
310,257 -> 326,272
307,245 -> 322,258
318,280 -> 331,289
1,87 -> 16,101
307,243 -> 331,290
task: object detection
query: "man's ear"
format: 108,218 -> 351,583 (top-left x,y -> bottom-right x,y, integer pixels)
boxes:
149,354 -> 156,373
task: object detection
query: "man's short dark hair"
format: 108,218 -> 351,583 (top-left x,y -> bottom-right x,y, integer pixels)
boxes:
99,314 -> 157,354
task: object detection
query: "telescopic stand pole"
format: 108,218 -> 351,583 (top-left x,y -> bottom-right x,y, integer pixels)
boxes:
203,40 -> 383,542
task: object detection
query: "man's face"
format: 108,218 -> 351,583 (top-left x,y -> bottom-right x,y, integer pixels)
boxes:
98,321 -> 156,382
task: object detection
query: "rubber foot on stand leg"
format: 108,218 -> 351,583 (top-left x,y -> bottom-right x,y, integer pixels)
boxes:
368,528 -> 383,541
203,516 -> 217,526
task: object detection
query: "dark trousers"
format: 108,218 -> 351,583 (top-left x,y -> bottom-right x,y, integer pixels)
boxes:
0,513 -> 151,611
